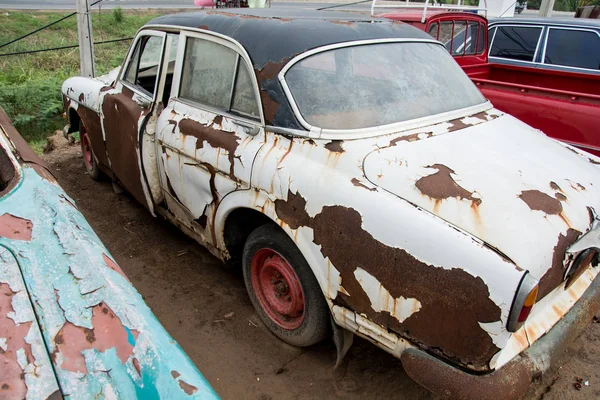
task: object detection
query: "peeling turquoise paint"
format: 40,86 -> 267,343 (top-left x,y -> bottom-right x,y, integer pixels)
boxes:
0,164 -> 220,400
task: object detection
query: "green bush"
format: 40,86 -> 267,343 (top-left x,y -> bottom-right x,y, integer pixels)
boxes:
0,10 -> 162,153
113,6 -> 124,24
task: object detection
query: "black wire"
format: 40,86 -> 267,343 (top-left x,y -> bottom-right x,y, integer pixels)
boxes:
0,37 -> 133,57
0,0 -> 104,50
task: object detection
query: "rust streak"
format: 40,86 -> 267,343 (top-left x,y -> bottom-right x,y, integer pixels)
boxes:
324,140 -> 344,153
179,118 -> 239,180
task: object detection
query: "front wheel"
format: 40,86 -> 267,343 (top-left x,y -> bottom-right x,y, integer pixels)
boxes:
79,120 -> 101,181
242,224 -> 330,347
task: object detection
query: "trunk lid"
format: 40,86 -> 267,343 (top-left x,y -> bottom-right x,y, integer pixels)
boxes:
364,113 -> 600,296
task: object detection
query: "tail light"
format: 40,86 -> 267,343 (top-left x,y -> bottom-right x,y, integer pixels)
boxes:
507,273 -> 539,332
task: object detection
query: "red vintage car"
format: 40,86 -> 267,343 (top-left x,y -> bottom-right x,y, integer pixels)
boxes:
378,2 -> 600,156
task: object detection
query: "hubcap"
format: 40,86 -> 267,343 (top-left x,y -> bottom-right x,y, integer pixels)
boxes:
250,248 -> 305,330
80,126 -> 93,170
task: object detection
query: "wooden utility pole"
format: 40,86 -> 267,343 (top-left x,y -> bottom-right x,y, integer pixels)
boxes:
539,0 -> 555,17
76,0 -> 95,78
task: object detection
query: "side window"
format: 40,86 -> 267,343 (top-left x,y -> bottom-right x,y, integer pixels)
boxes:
464,22 -> 480,55
123,35 -> 164,96
477,23 -> 486,54
179,37 -> 260,119
489,26 -> 542,62
428,22 -> 439,39
544,29 -> 600,70
439,21 -> 454,52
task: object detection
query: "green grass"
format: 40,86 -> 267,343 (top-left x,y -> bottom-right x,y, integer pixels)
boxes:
0,9 -> 166,152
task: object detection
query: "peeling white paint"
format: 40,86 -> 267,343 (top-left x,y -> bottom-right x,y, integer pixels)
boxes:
354,267 -> 422,323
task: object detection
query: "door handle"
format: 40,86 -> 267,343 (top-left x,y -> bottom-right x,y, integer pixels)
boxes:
233,119 -> 260,136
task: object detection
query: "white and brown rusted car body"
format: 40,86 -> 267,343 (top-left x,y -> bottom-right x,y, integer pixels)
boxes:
62,9 -> 600,399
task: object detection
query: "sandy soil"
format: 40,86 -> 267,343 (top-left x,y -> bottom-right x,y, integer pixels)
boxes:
41,139 -> 600,400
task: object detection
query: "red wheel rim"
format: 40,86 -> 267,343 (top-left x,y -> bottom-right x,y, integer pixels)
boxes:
80,125 -> 93,170
250,248 -> 305,330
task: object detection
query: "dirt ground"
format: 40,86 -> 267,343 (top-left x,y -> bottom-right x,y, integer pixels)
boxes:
41,139 -> 600,400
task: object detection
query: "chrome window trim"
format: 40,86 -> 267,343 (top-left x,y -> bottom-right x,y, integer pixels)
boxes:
119,29 -> 168,101
145,24 -> 265,126
173,97 -> 263,129
541,27 -> 600,72
277,38 -> 491,139
487,24 -> 544,64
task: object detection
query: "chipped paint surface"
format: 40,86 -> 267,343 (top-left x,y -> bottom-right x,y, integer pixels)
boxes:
0,130 -> 218,398
354,268 -> 422,323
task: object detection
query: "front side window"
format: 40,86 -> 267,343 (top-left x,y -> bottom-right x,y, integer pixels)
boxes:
179,37 -> 259,119
284,42 -> 486,130
123,35 -> 165,96
544,29 -> 600,70
489,26 -> 542,62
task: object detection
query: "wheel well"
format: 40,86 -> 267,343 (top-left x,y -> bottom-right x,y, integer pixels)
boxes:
68,108 -> 81,133
223,208 -> 275,267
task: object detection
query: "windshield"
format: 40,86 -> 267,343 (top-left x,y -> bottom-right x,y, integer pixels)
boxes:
284,42 -> 486,130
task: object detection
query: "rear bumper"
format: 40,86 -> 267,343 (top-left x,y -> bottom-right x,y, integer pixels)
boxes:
401,268 -> 600,400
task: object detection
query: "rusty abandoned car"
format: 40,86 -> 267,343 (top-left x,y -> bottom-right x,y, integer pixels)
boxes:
61,9 -> 600,399
0,106 -> 218,399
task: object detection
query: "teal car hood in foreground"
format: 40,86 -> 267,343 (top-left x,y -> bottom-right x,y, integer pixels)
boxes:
0,108 -> 219,399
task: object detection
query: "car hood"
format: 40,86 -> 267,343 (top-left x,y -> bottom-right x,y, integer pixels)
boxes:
363,113 -> 600,282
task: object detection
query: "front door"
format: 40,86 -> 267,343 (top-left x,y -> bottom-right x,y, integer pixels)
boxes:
156,31 -> 266,247
101,30 -> 167,212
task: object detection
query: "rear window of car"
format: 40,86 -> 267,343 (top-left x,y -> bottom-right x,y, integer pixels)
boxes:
490,26 -> 542,62
284,42 -> 486,130
544,28 -> 600,71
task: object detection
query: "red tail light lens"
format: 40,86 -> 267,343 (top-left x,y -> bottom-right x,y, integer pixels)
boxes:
517,285 -> 538,323
507,273 -> 539,332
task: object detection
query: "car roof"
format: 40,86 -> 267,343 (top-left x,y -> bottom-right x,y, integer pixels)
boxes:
382,10 -> 487,24
488,17 -> 600,29
146,9 -> 432,69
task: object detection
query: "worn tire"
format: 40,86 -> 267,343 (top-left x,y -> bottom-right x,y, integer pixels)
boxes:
242,224 -> 330,347
79,120 -> 101,181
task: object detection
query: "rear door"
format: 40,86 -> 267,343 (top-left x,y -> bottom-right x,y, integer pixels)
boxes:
156,30 -> 266,245
102,30 -> 167,212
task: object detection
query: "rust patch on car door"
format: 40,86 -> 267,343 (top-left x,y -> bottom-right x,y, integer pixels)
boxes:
78,106 -> 109,168
178,118 -> 240,179
101,93 -> 148,207
275,191 -> 501,369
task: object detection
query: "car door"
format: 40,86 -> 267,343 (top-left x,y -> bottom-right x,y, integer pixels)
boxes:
101,30 -> 168,212
156,30 -> 266,246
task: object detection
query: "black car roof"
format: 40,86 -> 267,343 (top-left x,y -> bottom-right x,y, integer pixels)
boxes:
146,9 -> 434,129
488,17 -> 600,29
147,9 -> 431,68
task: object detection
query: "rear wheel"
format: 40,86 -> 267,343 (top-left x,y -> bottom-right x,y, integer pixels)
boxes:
243,224 -> 330,347
79,120 -> 101,181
